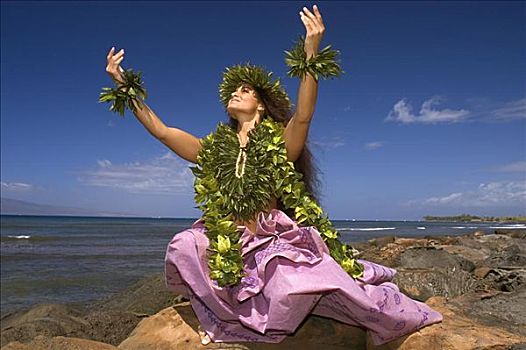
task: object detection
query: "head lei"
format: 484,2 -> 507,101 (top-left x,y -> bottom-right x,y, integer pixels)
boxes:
218,63 -> 291,112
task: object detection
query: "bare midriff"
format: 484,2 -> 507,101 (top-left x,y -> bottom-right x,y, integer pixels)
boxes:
233,196 -> 279,235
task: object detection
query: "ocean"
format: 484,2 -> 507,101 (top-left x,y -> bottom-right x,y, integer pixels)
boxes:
1,214 -> 524,315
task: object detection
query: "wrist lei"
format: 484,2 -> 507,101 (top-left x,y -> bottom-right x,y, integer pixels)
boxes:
98,68 -> 147,116
285,36 -> 343,80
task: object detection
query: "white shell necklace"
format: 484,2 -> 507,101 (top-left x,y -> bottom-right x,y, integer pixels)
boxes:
235,133 -> 249,178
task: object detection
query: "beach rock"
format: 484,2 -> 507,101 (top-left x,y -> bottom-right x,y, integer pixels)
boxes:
4,230 -> 525,350
82,310 -> 142,346
1,335 -> 118,350
473,266 -> 491,279
78,272 -> 185,346
494,229 -> 526,239
473,230 -> 485,238
366,296 -> 526,350
484,267 -> 526,292
449,288 -> 526,337
392,238 -> 428,247
392,267 -> 476,301
117,304 -> 199,350
0,304 -> 89,347
91,272 -> 185,315
440,245 -> 489,266
367,236 -> 395,249
396,246 -> 475,272
0,303 -> 144,348
484,243 -> 526,268
118,302 -> 367,350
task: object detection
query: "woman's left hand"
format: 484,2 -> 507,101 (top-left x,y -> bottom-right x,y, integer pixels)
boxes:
299,5 -> 325,59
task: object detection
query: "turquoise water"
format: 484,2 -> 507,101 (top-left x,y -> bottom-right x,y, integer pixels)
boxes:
1,214 -> 523,314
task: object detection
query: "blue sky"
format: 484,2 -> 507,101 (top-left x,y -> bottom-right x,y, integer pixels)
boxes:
1,1 -> 525,220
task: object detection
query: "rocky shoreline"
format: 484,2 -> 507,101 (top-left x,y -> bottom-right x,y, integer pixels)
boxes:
1,229 -> 525,349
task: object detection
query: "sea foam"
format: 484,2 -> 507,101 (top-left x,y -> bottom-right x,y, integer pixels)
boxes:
7,235 -> 31,239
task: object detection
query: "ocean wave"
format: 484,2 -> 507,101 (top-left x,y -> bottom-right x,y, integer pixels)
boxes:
489,224 -> 526,229
1,235 -> 58,242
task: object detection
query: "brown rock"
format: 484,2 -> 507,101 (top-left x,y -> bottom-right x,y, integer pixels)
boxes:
366,297 -> 526,350
440,245 -> 489,266
1,335 -> 118,350
368,236 -> 395,249
448,289 -> 526,336
118,302 -> 366,350
117,303 -> 200,350
494,229 -> 526,239
474,266 -> 492,279
0,304 -> 89,347
473,230 -> 485,238
393,268 -> 475,301
393,238 -> 426,247
83,310 -> 141,346
91,272 -> 184,315
396,247 -> 475,272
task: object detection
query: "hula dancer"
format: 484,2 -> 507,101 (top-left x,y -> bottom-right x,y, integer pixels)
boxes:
101,5 -> 442,346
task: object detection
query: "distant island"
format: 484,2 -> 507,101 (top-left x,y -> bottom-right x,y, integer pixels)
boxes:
0,197 -> 138,217
423,214 -> 526,223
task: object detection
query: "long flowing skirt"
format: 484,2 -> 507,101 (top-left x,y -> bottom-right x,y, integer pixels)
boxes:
164,209 -> 442,345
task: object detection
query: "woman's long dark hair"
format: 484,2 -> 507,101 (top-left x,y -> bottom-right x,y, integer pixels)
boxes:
227,86 -> 322,216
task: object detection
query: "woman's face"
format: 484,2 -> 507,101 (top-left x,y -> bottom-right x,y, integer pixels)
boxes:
227,84 -> 264,119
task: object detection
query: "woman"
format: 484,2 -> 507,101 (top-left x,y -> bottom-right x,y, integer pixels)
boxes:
104,5 -> 442,346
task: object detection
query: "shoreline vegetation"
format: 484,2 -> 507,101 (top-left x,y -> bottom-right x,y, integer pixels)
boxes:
423,214 -> 526,223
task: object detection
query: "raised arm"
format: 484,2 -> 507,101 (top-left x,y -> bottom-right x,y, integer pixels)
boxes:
105,47 -> 202,164
128,99 -> 202,164
284,5 -> 324,162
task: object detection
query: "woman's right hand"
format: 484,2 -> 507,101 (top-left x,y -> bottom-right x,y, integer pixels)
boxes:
106,46 -> 125,85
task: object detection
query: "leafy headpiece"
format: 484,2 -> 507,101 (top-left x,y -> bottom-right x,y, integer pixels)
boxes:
100,36 -> 343,118
219,64 -> 291,110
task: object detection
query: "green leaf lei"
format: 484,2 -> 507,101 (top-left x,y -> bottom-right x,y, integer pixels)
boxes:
98,38 -> 361,287
284,36 -> 344,80
219,63 -> 291,109
190,118 -> 364,287
98,68 -> 148,116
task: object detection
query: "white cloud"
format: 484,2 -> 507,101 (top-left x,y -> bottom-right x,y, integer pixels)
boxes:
0,182 -> 34,192
406,180 -> 526,208
386,96 -> 471,124
495,161 -> 526,173
312,136 -> 346,150
423,192 -> 464,205
78,152 -> 194,195
364,141 -> 384,150
491,97 -> 526,121
97,159 -> 112,168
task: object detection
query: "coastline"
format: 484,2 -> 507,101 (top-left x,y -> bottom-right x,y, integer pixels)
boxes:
1,228 -> 525,349
4,215 -> 523,316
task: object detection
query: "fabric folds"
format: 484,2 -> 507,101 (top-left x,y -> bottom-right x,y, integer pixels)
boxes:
164,209 -> 442,345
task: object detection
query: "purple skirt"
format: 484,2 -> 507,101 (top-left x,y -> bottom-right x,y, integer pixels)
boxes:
164,209 -> 442,345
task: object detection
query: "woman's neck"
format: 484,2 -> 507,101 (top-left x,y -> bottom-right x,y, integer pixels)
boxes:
236,114 -> 261,139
